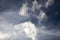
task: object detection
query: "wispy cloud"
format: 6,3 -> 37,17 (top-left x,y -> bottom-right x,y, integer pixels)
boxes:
19,3 -> 28,16
38,26 -> 60,37
45,0 -> 54,8
37,11 -> 47,21
32,0 -> 42,11
19,0 -> 42,17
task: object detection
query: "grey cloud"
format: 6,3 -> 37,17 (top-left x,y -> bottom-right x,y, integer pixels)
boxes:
0,10 -> 29,24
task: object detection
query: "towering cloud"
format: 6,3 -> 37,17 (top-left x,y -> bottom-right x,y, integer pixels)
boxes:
14,21 -> 37,40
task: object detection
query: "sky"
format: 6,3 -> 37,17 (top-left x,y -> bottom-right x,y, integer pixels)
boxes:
0,0 -> 60,40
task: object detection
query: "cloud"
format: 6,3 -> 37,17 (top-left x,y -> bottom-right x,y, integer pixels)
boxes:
0,14 -> 18,40
0,10 -> 36,40
19,3 -> 28,16
45,0 -> 54,8
37,26 -> 60,37
0,20 -> 29,40
0,20 -> 13,32
32,0 -> 42,11
0,0 -> 60,40
19,0 -> 42,17
14,21 -> 37,40
31,0 -> 47,21
0,11 -> 29,24
36,11 -> 47,21
0,32 -> 10,40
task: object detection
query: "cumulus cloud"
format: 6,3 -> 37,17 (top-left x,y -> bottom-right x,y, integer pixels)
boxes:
0,20 -> 29,40
45,0 -> 54,8
14,21 -> 37,40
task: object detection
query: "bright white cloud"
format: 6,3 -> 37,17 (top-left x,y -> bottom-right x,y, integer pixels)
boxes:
45,0 -> 54,8
19,3 -> 28,16
0,32 -> 10,40
14,21 -> 37,40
